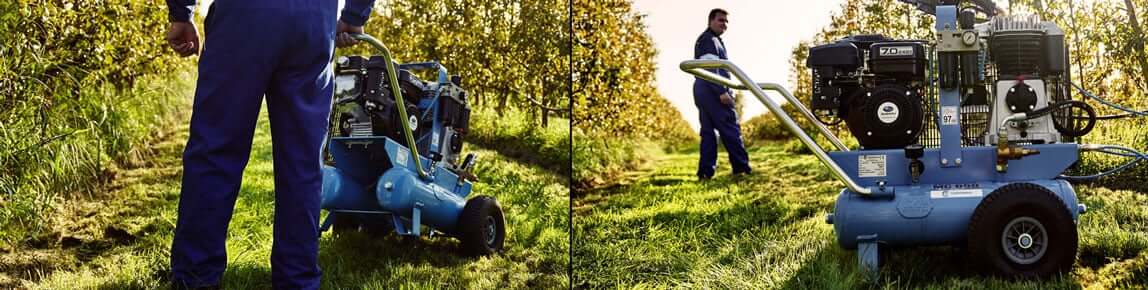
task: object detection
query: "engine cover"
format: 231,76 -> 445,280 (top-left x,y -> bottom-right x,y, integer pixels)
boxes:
987,79 -> 1061,144
845,84 -> 924,149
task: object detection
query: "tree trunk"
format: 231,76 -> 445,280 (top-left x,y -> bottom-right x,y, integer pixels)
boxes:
1125,0 -> 1148,91
541,92 -> 550,128
496,91 -> 508,117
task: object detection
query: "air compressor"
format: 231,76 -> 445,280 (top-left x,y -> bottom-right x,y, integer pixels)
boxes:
682,0 -> 1146,279
319,34 -> 506,256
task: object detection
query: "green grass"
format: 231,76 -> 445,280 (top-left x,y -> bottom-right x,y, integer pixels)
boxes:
5,105 -> 570,289
572,142 -> 1148,289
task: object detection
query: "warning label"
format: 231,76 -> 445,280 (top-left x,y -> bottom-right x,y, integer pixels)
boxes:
858,155 -> 886,178
396,147 -> 409,167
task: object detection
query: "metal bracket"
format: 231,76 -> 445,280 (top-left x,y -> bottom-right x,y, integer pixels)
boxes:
857,234 -> 881,278
412,205 -> 422,236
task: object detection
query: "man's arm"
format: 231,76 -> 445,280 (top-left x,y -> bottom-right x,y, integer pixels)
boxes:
336,0 -> 376,47
341,0 -> 377,26
694,34 -> 733,104
165,0 -> 199,57
166,0 -> 195,23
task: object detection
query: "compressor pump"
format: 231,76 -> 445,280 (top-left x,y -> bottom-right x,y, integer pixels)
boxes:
682,0 -> 1147,279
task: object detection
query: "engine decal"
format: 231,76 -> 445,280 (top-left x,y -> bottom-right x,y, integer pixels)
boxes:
877,102 -> 900,124
877,46 -> 915,57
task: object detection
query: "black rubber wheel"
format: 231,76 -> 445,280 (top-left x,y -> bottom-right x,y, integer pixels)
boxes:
457,196 -> 506,256
967,183 -> 1077,279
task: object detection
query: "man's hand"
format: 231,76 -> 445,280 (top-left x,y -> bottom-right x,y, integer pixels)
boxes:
166,22 -> 200,57
719,93 -> 734,105
336,21 -> 364,48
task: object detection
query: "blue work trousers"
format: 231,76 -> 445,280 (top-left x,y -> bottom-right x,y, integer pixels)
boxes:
170,1 -> 337,288
693,83 -> 751,178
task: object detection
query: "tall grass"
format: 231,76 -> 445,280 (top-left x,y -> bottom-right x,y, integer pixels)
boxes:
468,106 -> 570,175
0,69 -> 194,248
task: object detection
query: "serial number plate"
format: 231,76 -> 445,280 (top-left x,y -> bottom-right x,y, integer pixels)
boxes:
858,155 -> 887,178
878,46 -> 915,57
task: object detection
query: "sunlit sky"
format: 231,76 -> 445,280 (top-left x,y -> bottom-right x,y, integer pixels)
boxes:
631,0 -> 848,131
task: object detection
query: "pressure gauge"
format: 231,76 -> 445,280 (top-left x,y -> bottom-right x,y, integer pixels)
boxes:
962,31 -> 978,46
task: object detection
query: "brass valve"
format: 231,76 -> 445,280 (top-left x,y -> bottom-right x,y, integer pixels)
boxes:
996,135 -> 1040,172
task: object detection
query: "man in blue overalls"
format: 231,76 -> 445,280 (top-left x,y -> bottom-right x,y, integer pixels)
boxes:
164,0 -> 375,288
694,8 -> 751,180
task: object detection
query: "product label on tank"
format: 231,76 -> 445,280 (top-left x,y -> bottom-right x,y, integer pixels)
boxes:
929,189 -> 983,199
877,102 -> 900,124
941,106 -> 959,125
858,155 -> 886,178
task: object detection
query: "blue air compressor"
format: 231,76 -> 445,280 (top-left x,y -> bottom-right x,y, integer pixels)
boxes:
319,34 -> 505,256
682,0 -> 1147,279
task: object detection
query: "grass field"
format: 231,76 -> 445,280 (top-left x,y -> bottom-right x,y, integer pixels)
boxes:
1,106 -> 570,289
572,142 -> 1148,289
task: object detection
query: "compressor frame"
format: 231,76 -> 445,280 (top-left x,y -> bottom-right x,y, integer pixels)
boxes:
318,34 -> 506,256
681,4 -> 1088,278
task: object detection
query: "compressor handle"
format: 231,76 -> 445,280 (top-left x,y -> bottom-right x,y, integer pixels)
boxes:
349,33 -> 430,179
681,59 -> 879,196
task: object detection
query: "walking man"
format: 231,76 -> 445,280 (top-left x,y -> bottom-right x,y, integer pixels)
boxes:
164,0 -> 375,288
693,8 -> 751,180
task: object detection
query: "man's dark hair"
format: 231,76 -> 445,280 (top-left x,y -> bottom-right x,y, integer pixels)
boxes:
708,8 -> 728,21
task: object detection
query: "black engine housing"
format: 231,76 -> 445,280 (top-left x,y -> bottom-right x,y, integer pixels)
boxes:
808,35 -> 927,149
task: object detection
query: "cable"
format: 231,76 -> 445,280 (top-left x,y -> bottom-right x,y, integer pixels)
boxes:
1060,145 -> 1148,181
1069,82 -> 1148,118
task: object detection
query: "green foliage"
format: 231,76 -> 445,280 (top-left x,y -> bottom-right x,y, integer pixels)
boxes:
344,0 -> 570,123
469,106 -> 571,175
571,0 -> 694,141
571,128 -> 661,192
573,143 -> 1148,288
0,0 -> 190,246
742,113 -> 793,144
570,0 -> 695,189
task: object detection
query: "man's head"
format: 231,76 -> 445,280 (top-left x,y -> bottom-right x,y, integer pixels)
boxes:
708,8 -> 728,35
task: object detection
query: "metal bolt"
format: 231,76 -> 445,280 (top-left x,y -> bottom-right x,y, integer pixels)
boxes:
955,158 -> 962,165
942,158 -> 949,165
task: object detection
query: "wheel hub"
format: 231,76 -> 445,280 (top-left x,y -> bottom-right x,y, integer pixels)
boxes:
484,216 -> 497,245
1001,216 -> 1048,265
1018,233 -> 1033,249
